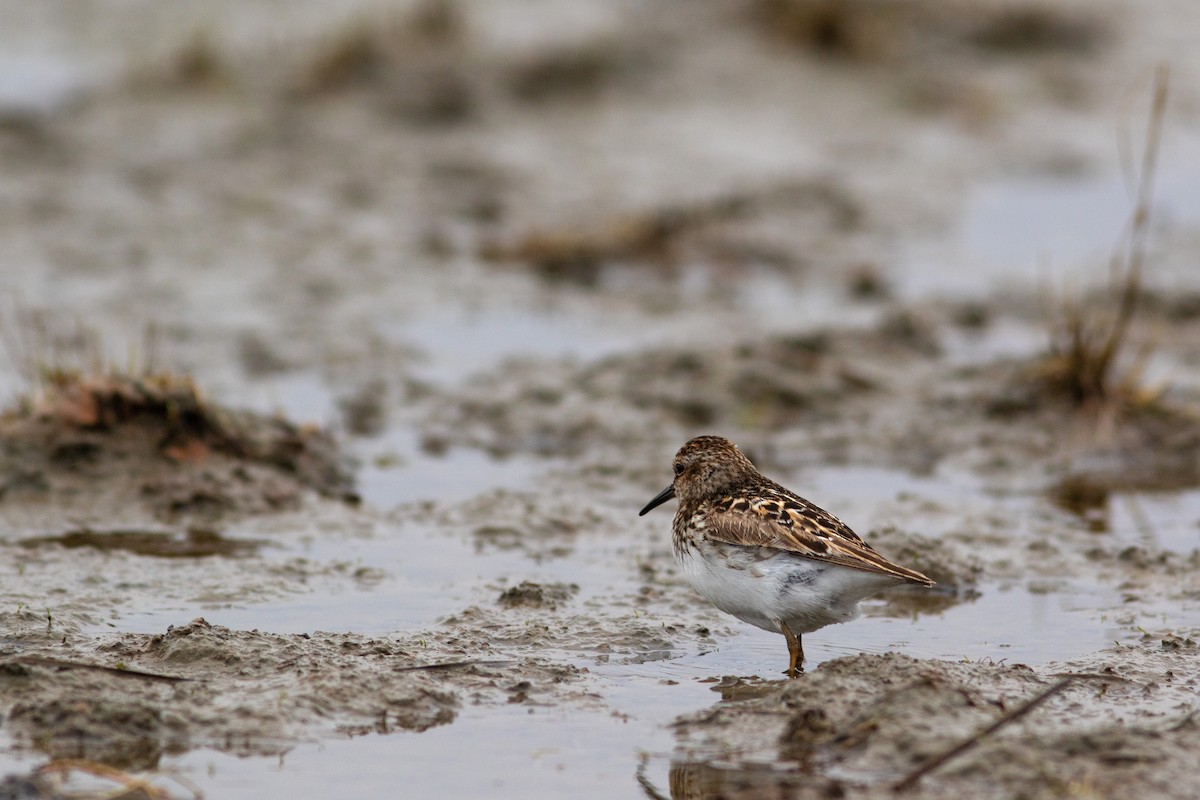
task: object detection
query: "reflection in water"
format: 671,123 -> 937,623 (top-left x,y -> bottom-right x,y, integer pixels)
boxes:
666,760 -> 822,800
1047,475 -> 1200,552
1046,474 -> 1111,531
866,583 -> 978,618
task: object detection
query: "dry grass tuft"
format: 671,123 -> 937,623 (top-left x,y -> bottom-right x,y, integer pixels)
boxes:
0,311 -> 162,403
0,316 -> 250,464
0,309 -> 355,503
1035,66 -> 1169,412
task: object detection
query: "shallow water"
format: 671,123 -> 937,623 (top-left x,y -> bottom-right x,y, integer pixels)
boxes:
51,579 -> 1145,799
1106,489 -> 1200,553
900,149 -> 1200,299
52,453 -> 1191,798
964,154 -> 1200,280
83,455 -> 1186,641
389,309 -> 635,387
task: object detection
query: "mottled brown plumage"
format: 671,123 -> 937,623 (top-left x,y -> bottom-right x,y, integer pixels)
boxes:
640,435 -> 933,677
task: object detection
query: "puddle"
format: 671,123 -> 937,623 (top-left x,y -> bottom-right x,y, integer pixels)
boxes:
212,373 -> 558,511
233,372 -> 340,430
381,270 -> 887,392
940,316 -> 1048,365
0,54 -> 100,118
93,509 -> 632,636
724,271 -> 880,331
1091,489 -> 1200,554
1047,473 -> 1200,554
963,174 -> 1133,279
386,310 -> 636,387
353,429 -> 557,509
966,151 -> 1200,277
79,520 -> 486,636
152,704 -> 686,800
898,151 -> 1200,299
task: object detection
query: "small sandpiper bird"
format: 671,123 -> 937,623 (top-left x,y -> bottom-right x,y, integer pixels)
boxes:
640,435 -> 933,677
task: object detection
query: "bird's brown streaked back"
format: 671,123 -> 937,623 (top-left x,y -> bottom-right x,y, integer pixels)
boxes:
703,492 -> 934,585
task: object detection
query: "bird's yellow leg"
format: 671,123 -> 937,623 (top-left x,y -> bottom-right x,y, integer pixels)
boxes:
778,620 -> 804,678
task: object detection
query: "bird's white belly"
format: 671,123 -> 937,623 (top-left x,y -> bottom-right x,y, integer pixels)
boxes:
678,542 -> 898,635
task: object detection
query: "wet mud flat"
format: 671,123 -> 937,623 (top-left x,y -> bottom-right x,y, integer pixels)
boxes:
3,305 -> 1200,798
3,0 -> 1200,797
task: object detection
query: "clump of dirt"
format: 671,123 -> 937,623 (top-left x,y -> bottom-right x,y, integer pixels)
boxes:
0,372 -> 357,521
750,0 -> 1108,62
667,635 -> 1200,798
497,580 -> 579,610
968,4 -> 1108,54
504,39 -> 652,105
749,0 -> 919,61
441,604 -> 717,666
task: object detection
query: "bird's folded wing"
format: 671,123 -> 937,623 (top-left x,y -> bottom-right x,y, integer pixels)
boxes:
706,496 -> 934,586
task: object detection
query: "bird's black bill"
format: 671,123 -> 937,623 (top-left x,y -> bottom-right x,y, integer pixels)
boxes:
638,485 -> 675,516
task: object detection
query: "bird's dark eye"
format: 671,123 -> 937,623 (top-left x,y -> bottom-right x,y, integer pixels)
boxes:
673,463 -> 685,476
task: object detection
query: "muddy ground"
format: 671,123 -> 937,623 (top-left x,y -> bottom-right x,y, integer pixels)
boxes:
2,0 -> 1200,797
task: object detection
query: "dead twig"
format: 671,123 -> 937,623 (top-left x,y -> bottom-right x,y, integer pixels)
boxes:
1048,671 -> 1132,683
1094,63 -> 1169,389
12,656 -> 192,683
892,678 -> 1073,792
393,659 -> 515,672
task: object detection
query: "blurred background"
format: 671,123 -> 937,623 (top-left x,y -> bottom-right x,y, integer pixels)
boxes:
2,0 -> 1198,435
3,1 -> 1200,797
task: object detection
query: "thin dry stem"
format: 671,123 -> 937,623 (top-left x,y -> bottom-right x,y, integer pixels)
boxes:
894,678 -> 1074,792
0,309 -> 168,411
1044,65 -> 1169,409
